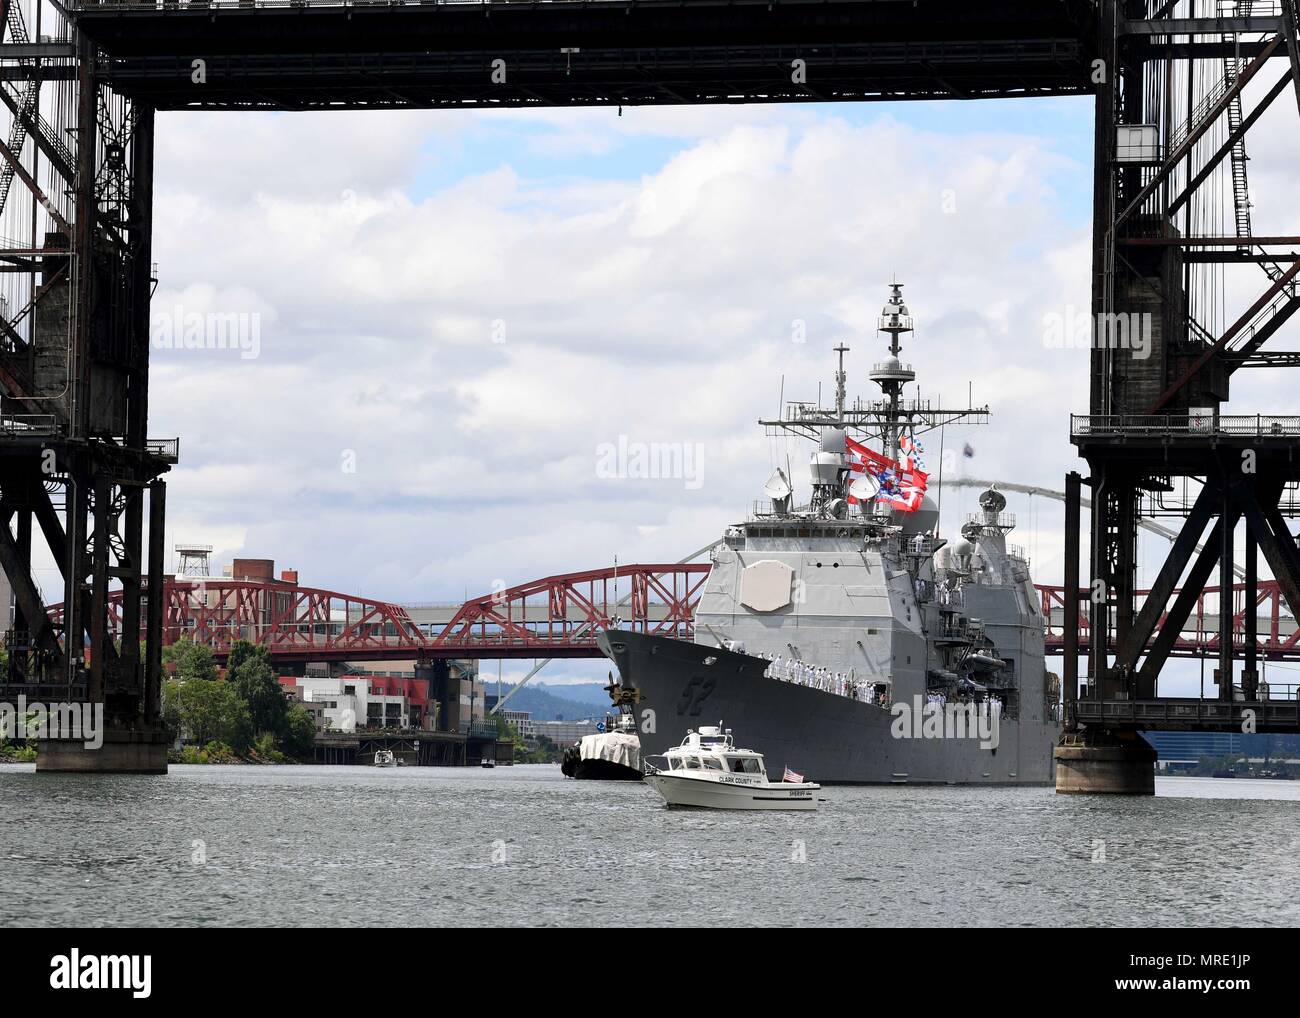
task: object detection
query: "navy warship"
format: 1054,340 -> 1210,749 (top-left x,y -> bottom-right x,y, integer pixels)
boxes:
597,284 -> 1060,784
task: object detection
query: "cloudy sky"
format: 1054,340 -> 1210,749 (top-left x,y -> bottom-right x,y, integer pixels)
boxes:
148,98 -> 1093,589
121,86 -> 1300,691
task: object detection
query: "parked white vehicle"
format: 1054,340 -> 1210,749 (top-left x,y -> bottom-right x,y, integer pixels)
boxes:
645,725 -> 820,810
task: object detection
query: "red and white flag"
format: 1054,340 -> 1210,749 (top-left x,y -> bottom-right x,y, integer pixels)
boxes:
845,435 -> 929,511
880,466 -> 930,512
782,766 -> 804,783
845,435 -> 897,505
845,435 -> 896,475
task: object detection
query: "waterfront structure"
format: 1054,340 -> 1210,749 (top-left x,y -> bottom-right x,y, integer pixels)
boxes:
496,710 -> 536,740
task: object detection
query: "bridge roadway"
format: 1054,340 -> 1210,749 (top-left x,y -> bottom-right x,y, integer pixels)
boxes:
64,0 -> 1100,109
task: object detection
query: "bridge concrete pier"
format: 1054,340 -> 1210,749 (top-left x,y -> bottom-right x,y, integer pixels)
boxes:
1053,730 -> 1155,795
36,729 -> 169,775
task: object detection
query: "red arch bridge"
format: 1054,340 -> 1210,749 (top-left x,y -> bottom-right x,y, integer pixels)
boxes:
43,567 -> 1300,666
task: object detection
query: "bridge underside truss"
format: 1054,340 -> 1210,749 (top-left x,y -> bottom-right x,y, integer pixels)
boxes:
71,0 -> 1099,110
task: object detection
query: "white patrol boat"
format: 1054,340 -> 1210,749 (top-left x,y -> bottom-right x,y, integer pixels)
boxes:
645,725 -> 820,811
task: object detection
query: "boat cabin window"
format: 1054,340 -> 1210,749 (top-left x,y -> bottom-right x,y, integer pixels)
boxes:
727,756 -> 762,774
669,757 -> 682,771
684,756 -> 702,770
702,757 -> 724,771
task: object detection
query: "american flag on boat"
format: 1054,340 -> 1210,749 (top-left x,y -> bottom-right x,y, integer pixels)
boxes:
782,766 -> 804,783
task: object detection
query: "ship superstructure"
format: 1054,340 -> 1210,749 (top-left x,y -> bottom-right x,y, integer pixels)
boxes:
598,284 -> 1060,785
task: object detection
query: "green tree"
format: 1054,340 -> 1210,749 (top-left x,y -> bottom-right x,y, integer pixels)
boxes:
173,678 -> 253,752
280,703 -> 317,759
230,655 -> 287,737
225,639 -> 271,680
162,678 -> 183,734
163,638 -> 218,682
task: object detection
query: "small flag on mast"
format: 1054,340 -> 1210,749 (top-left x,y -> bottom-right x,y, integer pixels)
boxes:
782,766 -> 804,783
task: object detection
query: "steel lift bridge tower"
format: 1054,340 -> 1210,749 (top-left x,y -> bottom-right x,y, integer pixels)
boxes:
1058,0 -> 1300,792
0,0 -> 1296,787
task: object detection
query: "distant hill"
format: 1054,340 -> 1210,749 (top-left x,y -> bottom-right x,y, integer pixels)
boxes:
533,682 -> 613,708
485,682 -> 612,721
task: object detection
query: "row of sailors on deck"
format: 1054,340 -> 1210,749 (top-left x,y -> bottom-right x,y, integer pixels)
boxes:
757,653 -> 889,706
926,691 -> 1003,712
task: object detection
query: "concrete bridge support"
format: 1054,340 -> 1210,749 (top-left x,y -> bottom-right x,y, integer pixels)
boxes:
36,730 -> 169,774
1054,731 -> 1156,795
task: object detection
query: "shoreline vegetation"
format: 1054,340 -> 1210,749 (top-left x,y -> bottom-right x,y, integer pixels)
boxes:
161,638 -> 317,764
1,636 -> 552,766
492,714 -> 562,764
0,638 -> 316,766
0,645 -> 36,761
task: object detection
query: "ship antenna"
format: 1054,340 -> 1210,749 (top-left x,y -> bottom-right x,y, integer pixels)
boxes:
833,343 -> 849,422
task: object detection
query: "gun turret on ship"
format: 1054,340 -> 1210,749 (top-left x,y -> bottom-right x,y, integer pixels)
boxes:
596,284 -> 1060,785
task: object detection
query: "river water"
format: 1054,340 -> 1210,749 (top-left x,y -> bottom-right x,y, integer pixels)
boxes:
3,764 -> 1298,927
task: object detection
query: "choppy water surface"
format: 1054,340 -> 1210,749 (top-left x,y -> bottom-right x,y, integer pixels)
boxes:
2,765 -> 1298,926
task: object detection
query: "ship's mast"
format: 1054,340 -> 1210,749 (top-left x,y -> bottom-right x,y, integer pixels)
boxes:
869,282 -> 917,462
759,284 -> 989,448
833,343 -> 849,419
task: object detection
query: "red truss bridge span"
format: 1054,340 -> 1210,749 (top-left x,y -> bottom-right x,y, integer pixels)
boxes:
44,566 -> 1300,666
46,564 -> 710,665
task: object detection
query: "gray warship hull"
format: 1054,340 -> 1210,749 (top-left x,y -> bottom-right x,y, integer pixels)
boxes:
600,630 -> 1058,786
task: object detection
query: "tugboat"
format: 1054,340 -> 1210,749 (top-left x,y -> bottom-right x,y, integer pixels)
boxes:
644,725 -> 820,810
560,711 -> 643,781
598,283 -> 1060,785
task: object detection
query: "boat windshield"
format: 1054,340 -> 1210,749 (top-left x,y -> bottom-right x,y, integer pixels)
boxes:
727,756 -> 763,774
703,757 -> 724,771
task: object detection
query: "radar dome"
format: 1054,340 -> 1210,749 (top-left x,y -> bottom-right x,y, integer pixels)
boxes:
808,451 -> 841,486
978,487 -> 1007,514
